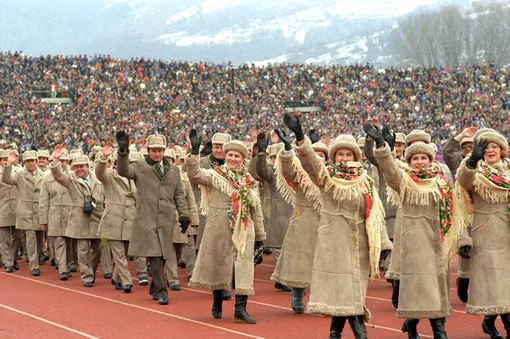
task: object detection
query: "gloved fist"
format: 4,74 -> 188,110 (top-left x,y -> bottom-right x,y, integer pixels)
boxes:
189,129 -> 202,155
363,122 -> 385,148
116,131 -> 130,152
179,216 -> 191,234
466,139 -> 488,169
381,125 -> 396,151
458,246 -> 471,259
308,129 -> 321,144
274,129 -> 292,151
283,113 -> 304,141
257,132 -> 269,154
380,249 -> 391,260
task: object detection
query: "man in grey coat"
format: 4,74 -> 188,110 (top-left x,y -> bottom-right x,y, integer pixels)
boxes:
115,132 -> 190,305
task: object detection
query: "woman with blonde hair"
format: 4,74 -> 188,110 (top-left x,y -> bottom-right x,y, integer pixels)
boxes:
456,128 -> 510,339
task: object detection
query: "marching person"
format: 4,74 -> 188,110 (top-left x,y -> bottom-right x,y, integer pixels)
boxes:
271,129 -> 326,314
50,146 -> 105,287
2,150 -> 45,276
186,129 -> 266,324
284,114 -> 391,339
0,149 -> 22,273
366,123 -> 455,339
115,132 -> 190,305
39,149 -> 72,280
95,143 -> 138,293
443,126 -> 476,304
456,128 -> 510,339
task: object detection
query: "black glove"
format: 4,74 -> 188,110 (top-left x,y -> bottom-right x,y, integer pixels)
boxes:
363,122 -> 385,148
200,141 -> 212,156
257,132 -> 269,154
308,129 -> 320,144
380,249 -> 391,260
179,216 -> 191,234
466,139 -> 488,169
381,125 -> 396,151
116,131 -> 129,152
458,246 -> 471,259
274,129 -> 292,151
283,113 -> 304,141
189,129 -> 202,155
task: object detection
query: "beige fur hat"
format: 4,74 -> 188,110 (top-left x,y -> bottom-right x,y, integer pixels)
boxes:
430,142 -> 438,153
37,150 -> 50,158
405,130 -> 431,146
223,140 -> 248,159
129,152 -> 144,162
460,137 -> 474,146
269,143 -> 284,157
146,135 -> 166,149
404,143 -> 435,162
22,150 -> 38,162
211,133 -> 232,145
395,133 -> 406,144
357,137 -> 366,147
164,149 -> 176,160
312,142 -> 329,158
329,134 -> 362,162
0,149 -> 10,158
72,155 -> 90,166
473,128 -> 508,153
60,149 -> 70,161
174,146 -> 183,158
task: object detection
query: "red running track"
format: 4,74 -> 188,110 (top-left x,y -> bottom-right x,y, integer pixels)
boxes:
0,255 -> 501,338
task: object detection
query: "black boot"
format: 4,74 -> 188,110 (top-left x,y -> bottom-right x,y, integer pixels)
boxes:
402,319 -> 420,339
429,318 -> 448,339
291,288 -> 305,314
212,290 -> 223,319
499,313 -> 510,338
234,295 -> 256,324
347,315 -> 367,339
456,277 -> 469,303
391,280 -> 400,309
329,317 -> 347,339
222,289 -> 231,300
482,315 -> 503,339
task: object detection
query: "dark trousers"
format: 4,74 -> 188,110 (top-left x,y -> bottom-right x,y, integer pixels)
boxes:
149,257 -> 167,298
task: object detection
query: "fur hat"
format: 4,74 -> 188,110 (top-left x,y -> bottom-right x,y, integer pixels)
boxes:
395,133 -> 406,144
223,140 -> 248,159
430,142 -> 438,153
211,133 -> 232,145
37,150 -> 50,158
473,128 -> 508,153
164,149 -> 176,160
312,142 -> 329,158
405,130 -> 431,146
129,152 -> 144,163
357,137 -> 366,147
146,135 -> 166,149
141,147 -> 148,156
269,143 -> 284,157
0,149 -> 10,158
404,143 -> 435,162
60,149 -> 70,161
460,137 -> 474,146
70,149 -> 83,157
329,134 -> 362,162
129,144 -> 138,153
71,155 -> 90,166
22,150 -> 38,162
174,146 -> 183,158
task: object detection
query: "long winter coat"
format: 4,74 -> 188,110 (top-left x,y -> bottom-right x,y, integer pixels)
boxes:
39,170 -> 71,237
186,156 -> 265,295
50,165 -> 104,239
295,139 -> 392,318
248,157 -> 272,233
95,159 -> 136,241
172,169 -> 199,244
457,160 -> 510,315
375,145 -> 450,319
116,152 -> 189,259
0,165 -> 19,227
255,154 -> 293,248
270,151 -> 320,288
2,165 -> 44,231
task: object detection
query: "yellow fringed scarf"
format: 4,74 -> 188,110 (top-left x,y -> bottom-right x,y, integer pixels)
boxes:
322,162 -> 384,280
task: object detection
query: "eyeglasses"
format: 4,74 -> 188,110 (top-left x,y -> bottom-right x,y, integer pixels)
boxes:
461,145 -> 473,149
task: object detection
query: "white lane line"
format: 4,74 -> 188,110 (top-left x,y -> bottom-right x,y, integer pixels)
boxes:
0,273 -> 265,339
0,304 -> 99,339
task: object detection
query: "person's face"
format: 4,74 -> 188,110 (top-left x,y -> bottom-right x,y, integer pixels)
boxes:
461,142 -> 473,157
315,151 -> 327,164
38,157 -> 49,169
484,142 -> 502,165
212,144 -> 225,160
24,159 -> 37,172
72,164 -> 89,178
395,142 -> 405,157
225,151 -> 244,170
335,148 -> 355,164
409,153 -> 431,170
60,159 -> 68,170
148,148 -> 164,163
0,157 -> 7,166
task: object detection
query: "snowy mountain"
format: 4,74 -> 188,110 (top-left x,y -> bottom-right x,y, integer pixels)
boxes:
0,0 -> 468,66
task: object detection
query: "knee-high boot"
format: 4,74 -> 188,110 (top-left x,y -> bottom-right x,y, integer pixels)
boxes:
429,318 -> 448,339
456,277 -> 469,303
347,315 -> 368,339
234,295 -> 256,324
291,288 -> 305,314
402,319 -> 420,339
499,313 -> 510,338
212,290 -> 223,319
391,279 -> 400,309
328,316 -> 347,339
